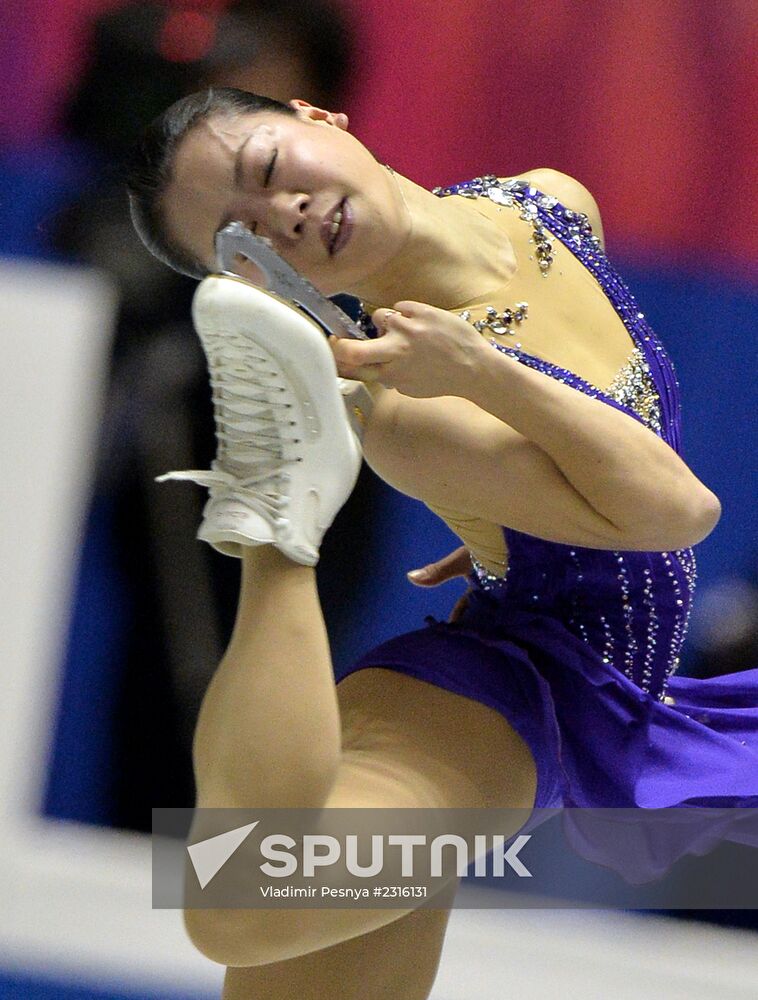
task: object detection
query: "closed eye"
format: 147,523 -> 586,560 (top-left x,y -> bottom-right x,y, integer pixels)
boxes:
232,148 -> 276,235
264,148 -> 278,187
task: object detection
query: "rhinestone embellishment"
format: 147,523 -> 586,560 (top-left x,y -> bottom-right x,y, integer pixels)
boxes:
434,176 -> 561,340
428,174 -> 697,704
433,174 -> 569,279
470,554 -> 510,589
603,346 -> 662,435
459,303 -> 529,337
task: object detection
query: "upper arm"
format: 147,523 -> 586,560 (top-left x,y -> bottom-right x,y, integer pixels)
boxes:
513,168 -> 606,249
363,390 -> 627,549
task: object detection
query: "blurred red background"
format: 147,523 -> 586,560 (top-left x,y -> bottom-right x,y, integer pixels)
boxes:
2,0 -> 756,273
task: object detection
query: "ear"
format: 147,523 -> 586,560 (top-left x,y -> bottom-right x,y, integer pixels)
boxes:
288,98 -> 349,131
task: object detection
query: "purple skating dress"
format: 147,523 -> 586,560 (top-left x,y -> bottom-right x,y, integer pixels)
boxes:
338,177 -> 757,878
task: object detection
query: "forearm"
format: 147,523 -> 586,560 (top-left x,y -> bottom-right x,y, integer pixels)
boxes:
459,344 -> 721,547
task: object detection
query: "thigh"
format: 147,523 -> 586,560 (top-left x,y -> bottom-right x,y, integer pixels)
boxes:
185,669 -> 536,967
335,667 -> 538,812
221,879 -> 458,1000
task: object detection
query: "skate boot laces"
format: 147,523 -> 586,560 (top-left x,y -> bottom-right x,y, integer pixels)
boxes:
156,327 -> 302,532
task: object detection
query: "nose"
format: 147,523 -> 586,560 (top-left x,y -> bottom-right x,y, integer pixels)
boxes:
267,192 -> 309,242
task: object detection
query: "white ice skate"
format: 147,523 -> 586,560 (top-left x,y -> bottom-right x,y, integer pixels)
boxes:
156,275 -> 363,565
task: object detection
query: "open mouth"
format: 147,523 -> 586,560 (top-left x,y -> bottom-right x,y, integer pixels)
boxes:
322,198 -> 352,256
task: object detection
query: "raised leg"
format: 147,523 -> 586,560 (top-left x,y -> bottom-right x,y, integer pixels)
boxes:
185,392 -> 537,971
221,880 -> 459,1000
187,576 -> 536,966
191,544 -> 342,810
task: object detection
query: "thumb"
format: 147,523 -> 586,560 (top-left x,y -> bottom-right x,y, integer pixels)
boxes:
407,546 -> 472,586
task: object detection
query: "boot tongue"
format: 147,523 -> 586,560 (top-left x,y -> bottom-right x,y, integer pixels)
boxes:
224,457 -> 279,485
221,403 -> 282,479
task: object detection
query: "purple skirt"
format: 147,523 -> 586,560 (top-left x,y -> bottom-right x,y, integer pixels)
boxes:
338,608 -> 758,883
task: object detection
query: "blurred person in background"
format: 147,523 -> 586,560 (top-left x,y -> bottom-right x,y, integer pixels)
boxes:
59,0 -> 352,335
48,0 -> 368,833
125,85 -> 757,994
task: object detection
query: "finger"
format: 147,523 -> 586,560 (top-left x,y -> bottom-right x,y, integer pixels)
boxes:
371,307 -> 404,336
407,546 -> 472,586
345,364 -> 389,385
430,546 -> 473,580
333,333 -> 405,368
389,300 -> 430,317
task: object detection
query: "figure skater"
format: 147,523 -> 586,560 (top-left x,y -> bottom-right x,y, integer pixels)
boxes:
127,88 -> 757,998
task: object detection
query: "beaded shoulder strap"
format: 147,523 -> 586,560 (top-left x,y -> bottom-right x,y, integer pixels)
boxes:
435,176 -> 683,451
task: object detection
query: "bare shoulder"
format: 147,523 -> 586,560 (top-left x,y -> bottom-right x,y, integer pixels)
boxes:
505,167 -> 605,249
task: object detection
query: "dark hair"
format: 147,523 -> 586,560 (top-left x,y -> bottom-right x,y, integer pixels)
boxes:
125,87 -> 296,278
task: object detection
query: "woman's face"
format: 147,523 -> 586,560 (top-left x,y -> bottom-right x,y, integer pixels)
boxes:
161,102 -> 409,296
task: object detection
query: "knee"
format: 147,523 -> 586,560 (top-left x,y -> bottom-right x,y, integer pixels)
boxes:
194,753 -> 339,810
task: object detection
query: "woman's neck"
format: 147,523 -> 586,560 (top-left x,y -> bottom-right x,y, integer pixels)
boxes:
348,172 -> 517,311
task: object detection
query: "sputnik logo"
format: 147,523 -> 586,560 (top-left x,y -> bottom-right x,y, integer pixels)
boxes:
187,821 -> 259,889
